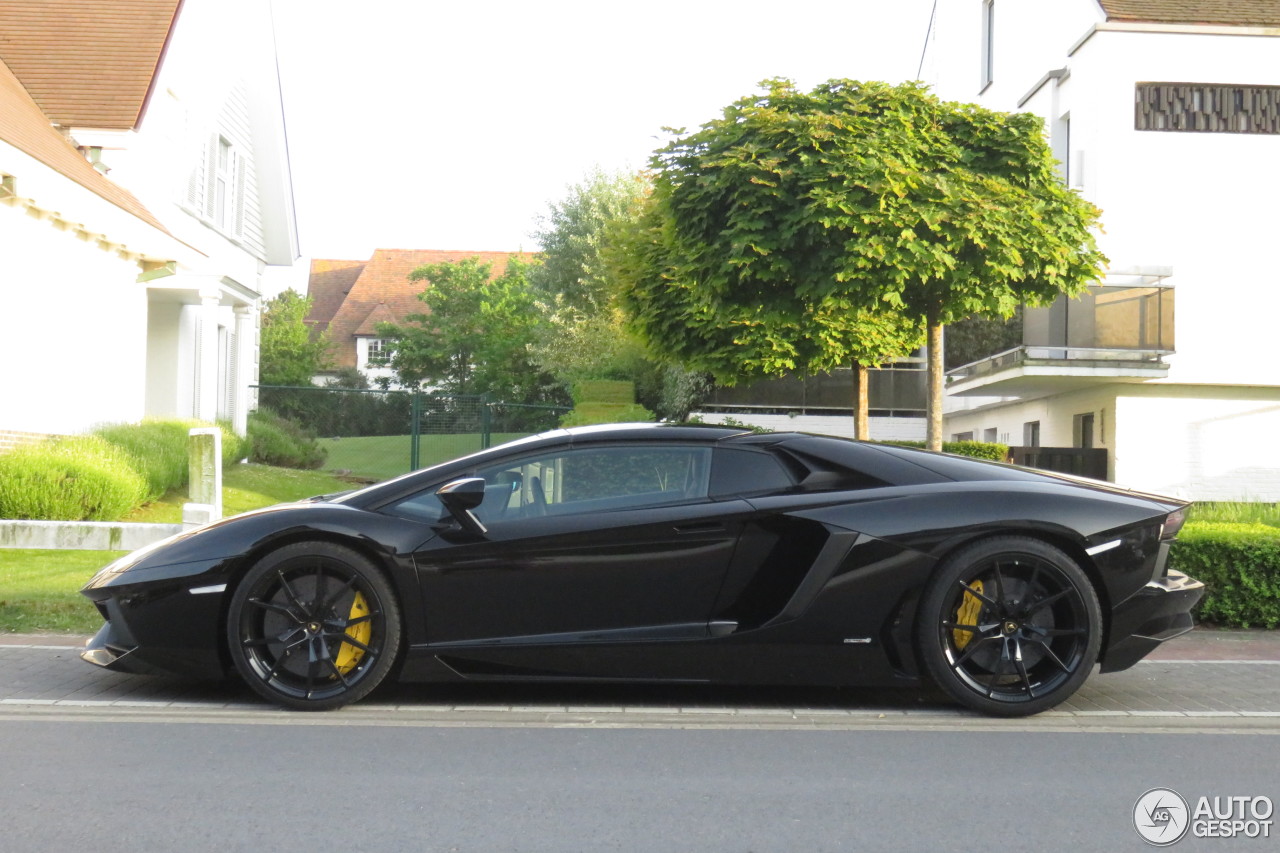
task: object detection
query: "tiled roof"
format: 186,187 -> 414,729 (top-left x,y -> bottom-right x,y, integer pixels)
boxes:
307,249 -> 537,369
1098,0 -> 1280,25
0,0 -> 180,130
0,57 -> 168,233
305,259 -> 366,332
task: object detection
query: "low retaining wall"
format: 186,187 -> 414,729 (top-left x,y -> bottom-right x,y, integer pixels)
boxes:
0,520 -> 183,551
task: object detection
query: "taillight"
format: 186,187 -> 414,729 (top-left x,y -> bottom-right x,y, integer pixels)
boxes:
1161,506 -> 1189,540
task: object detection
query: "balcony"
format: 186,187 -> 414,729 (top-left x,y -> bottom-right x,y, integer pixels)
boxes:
946,273 -> 1174,399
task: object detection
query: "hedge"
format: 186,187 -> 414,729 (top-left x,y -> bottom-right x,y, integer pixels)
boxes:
879,439 -> 1009,461
0,435 -> 148,521
94,419 -> 245,502
1169,522 -> 1280,629
248,408 -> 327,469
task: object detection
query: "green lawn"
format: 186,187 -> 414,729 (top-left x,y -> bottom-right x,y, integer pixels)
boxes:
124,463 -> 355,523
4,463 -> 358,633
0,549 -> 124,633
319,432 -> 529,481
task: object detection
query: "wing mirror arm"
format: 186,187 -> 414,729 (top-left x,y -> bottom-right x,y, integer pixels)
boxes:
435,478 -> 488,536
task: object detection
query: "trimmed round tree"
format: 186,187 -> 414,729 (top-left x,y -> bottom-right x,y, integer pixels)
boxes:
616,78 -> 1106,448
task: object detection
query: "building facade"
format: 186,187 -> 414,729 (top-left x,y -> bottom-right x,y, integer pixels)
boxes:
0,0 -> 297,442
923,0 -> 1280,499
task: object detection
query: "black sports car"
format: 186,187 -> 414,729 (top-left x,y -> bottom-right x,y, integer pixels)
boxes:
81,423 -> 1204,716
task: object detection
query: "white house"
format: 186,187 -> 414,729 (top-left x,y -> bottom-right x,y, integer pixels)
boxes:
922,0 -> 1280,500
0,0 -> 297,447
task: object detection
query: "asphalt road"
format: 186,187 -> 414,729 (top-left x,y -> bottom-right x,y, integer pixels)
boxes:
1,721 -> 1275,853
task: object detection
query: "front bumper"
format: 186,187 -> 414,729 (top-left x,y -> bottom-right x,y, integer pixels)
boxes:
1100,569 -> 1206,673
80,558 -> 232,680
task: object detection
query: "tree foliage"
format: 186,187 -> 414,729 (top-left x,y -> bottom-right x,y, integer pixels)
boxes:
377,256 -> 564,406
530,168 -> 650,312
615,78 -> 1107,447
259,289 -> 331,387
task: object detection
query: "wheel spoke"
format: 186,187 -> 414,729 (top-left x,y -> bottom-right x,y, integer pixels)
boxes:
322,574 -> 358,610
276,570 -> 307,613
1012,639 -> 1036,698
950,632 -> 1000,670
1026,636 -> 1072,673
985,640 -> 1011,698
334,633 -> 373,654
1024,587 -> 1072,616
991,560 -> 1008,610
247,597 -> 298,621
323,657 -> 351,688
313,562 -> 328,613
958,581 -> 998,608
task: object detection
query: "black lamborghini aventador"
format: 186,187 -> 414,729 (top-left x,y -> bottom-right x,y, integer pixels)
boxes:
81,423 -> 1204,716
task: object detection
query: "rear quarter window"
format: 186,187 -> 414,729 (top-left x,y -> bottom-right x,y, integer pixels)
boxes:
710,448 -> 795,498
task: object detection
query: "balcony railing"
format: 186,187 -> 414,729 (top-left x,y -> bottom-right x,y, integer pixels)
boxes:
947,345 -> 1172,382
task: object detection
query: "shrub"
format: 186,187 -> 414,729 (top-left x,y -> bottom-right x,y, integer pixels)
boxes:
1170,522 -> 1280,629
879,439 -> 1009,461
0,436 -> 148,521
248,409 -> 327,469
94,419 -> 247,501
559,402 -> 654,428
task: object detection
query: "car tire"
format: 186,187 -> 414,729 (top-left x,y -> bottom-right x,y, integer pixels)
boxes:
917,536 -> 1102,717
227,541 -> 401,711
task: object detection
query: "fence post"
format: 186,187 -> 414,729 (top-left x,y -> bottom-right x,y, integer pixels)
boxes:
183,427 -> 222,530
481,395 -> 492,449
410,392 -> 421,471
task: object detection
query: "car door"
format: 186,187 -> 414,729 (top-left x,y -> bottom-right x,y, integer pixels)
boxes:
402,443 -> 753,661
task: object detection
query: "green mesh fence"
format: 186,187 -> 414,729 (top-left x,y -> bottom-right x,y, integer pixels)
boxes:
254,386 -> 568,482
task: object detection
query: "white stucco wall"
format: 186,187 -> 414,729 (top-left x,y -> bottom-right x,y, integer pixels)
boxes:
1113,387 -> 1280,501
0,198 -> 150,434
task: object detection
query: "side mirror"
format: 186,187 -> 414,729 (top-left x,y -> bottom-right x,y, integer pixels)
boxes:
435,477 -> 488,536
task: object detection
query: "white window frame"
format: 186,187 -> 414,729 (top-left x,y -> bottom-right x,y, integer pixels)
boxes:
980,0 -> 995,91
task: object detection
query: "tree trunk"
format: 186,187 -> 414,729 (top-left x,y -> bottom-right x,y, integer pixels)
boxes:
926,307 -> 944,452
852,361 -> 870,440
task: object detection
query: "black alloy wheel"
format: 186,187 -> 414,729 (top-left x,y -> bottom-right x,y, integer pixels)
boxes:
227,541 -> 401,711
917,536 -> 1102,717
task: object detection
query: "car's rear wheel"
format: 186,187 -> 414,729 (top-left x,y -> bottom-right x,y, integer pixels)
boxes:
227,541 -> 401,711
917,536 -> 1101,717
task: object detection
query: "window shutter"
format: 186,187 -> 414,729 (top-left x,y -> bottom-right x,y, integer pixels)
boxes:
232,152 -> 247,238
203,133 -> 219,220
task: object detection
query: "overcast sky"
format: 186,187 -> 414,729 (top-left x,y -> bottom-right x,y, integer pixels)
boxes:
271,0 -> 936,264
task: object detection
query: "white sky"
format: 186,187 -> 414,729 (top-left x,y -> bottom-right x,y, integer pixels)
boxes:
271,0 -> 936,263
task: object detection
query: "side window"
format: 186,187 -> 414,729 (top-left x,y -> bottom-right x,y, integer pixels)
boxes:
477,445 -> 711,521
380,445 -> 712,525
710,448 -> 795,498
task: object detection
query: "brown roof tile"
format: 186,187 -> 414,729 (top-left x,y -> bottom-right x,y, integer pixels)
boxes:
1098,0 -> 1280,26
305,258 -> 366,331
308,249 -> 537,369
0,56 -> 168,234
0,0 -> 181,129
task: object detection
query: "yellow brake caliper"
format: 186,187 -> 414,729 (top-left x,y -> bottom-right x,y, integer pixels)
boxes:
333,590 -> 372,676
953,579 -> 984,650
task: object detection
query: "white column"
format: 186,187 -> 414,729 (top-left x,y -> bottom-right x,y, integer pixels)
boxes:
195,289 -> 221,422
233,303 -> 256,437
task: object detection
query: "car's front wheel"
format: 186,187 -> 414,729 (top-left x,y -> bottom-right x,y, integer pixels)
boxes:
227,541 -> 401,711
917,536 -> 1102,717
